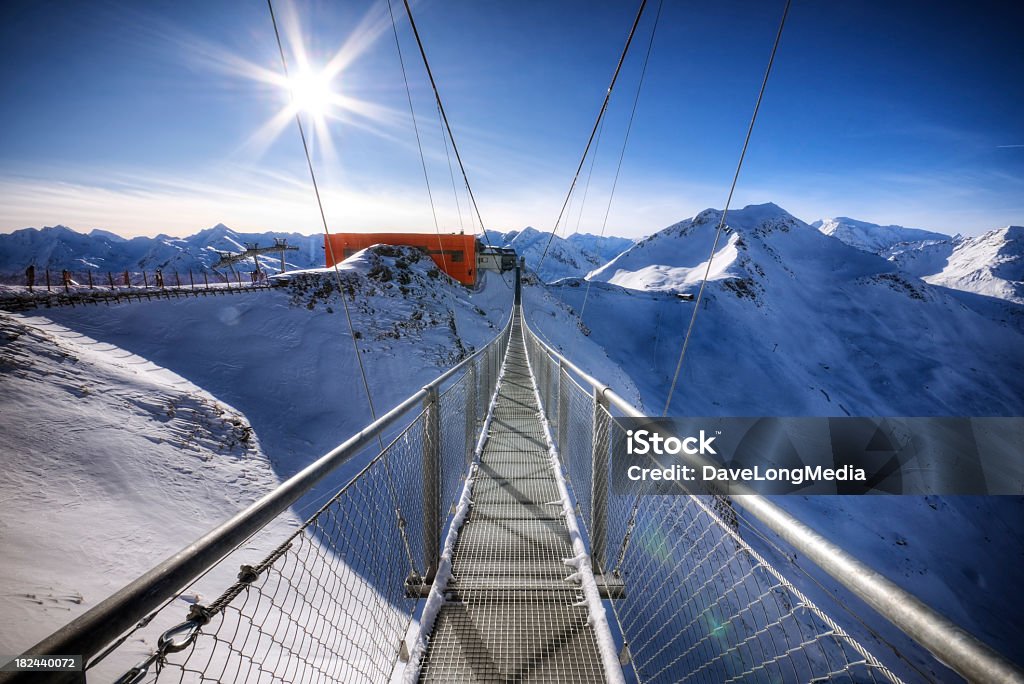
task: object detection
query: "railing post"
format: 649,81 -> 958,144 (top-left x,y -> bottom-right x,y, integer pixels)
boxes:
541,353 -> 551,419
465,364 -> 477,464
422,386 -> 441,583
514,260 -> 522,305
557,360 -> 568,457
483,348 -> 492,412
591,388 -> 610,573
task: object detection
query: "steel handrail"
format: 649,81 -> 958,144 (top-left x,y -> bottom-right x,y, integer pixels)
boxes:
521,311 -> 1024,684
5,309 -> 514,683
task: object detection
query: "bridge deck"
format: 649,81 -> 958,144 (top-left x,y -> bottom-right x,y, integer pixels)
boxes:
418,316 -> 607,682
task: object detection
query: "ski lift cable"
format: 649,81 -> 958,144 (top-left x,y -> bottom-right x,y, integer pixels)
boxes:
266,0 -> 380,422
401,0 -> 513,290
384,0 -> 465,344
535,0 -> 649,278
662,0 -> 792,416
579,0 -> 664,321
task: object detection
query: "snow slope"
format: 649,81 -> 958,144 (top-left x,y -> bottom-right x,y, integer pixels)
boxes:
892,225 -> 1024,304
0,311 -> 288,667
39,247 -> 514,486
812,217 -> 949,257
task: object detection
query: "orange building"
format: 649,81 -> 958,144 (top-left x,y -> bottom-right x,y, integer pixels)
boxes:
324,233 -> 477,285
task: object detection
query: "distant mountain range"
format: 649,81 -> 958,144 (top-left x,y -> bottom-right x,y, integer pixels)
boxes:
0,224 -> 325,275
811,217 -> 950,257
2,213 -> 1020,305
810,217 -> 1023,305
0,224 -> 636,284
489,227 -> 634,283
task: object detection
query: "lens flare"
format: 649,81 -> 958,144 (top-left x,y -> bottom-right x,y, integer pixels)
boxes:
287,68 -> 334,118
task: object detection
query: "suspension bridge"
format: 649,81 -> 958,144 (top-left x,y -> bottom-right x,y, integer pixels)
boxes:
4,0 -> 1022,681
4,268 -> 1022,684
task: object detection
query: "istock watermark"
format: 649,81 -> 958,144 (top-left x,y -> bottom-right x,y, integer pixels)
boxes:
626,429 -> 718,456
611,417 -> 1024,495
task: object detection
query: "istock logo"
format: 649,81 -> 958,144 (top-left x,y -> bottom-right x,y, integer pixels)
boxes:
626,429 -> 717,456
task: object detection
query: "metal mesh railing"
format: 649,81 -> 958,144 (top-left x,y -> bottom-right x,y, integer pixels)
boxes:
608,493 -> 898,684
522,317 -> 907,684
85,317 -> 513,684
155,424 -> 428,684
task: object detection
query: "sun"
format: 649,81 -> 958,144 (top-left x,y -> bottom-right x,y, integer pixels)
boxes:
230,4 -> 402,162
287,68 -> 335,118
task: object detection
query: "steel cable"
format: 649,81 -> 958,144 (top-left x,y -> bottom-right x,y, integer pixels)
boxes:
536,0 -> 649,278
400,0 -> 513,289
579,0 -> 664,321
266,0 -> 380,425
662,0 -> 793,416
385,0 -> 465,351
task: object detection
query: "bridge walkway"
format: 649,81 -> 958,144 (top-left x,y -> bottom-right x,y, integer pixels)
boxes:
418,314 -> 608,682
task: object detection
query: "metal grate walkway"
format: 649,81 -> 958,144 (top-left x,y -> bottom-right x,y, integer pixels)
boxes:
418,316 -> 608,682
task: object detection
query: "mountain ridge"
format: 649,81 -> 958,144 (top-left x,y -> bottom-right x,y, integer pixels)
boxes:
0,224 -> 635,283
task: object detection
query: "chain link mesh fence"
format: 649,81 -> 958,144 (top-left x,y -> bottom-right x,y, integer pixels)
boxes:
522,320 -> 906,684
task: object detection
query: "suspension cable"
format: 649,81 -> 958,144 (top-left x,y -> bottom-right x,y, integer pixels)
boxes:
579,0 -> 664,321
266,0 -> 379,421
385,0 -> 464,346
662,0 -> 792,416
401,0 -> 512,289
570,115 -> 606,238
438,100 -> 466,235
535,0 -> 648,278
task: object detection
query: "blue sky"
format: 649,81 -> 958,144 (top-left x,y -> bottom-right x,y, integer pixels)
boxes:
0,0 -> 1021,239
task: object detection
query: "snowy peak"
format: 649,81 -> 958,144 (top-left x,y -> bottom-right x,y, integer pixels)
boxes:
88,228 -> 127,242
494,227 -> 633,283
814,217 -> 949,257
814,216 -> 1023,304
589,203 -> 880,296
892,224 -> 1024,304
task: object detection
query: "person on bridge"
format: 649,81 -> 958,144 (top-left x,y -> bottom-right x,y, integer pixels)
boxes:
25,264 -> 35,292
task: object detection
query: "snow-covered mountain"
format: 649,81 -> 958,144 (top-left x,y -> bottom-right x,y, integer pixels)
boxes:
573,202 -> 1024,417
5,216 -> 1023,678
890,225 -> 1024,304
812,217 -> 950,257
0,224 -> 325,275
808,217 -> 1024,305
491,227 -> 633,282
